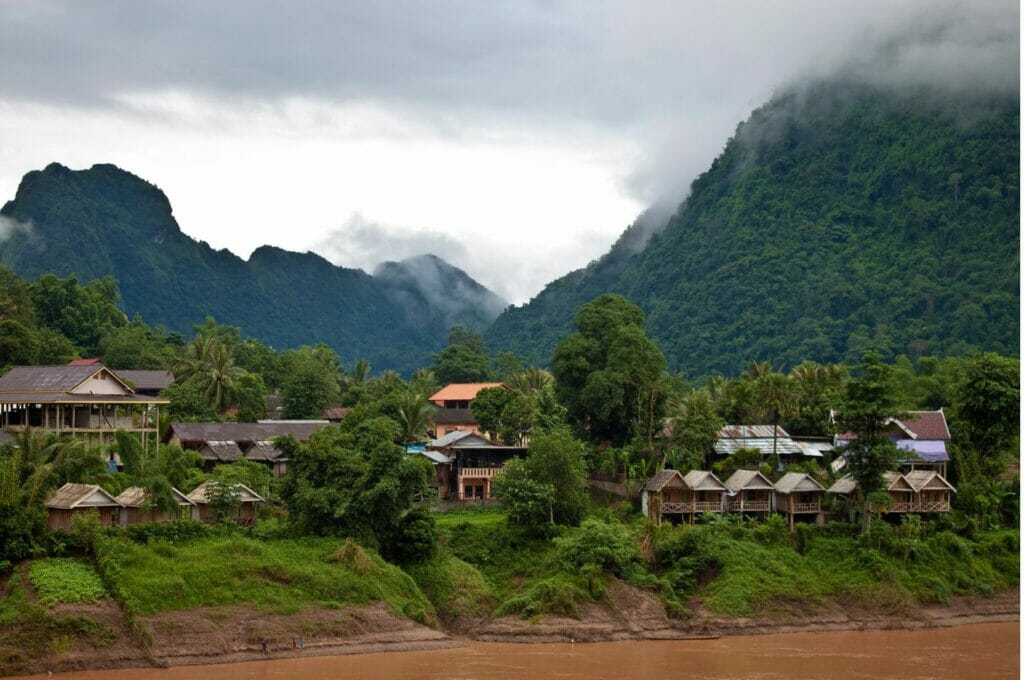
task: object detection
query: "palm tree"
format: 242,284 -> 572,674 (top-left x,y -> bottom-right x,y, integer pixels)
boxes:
396,393 -> 435,444
175,335 -> 246,413
508,368 -> 553,395
754,372 -> 799,468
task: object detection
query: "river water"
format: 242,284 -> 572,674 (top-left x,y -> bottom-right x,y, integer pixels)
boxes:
17,622 -> 1020,680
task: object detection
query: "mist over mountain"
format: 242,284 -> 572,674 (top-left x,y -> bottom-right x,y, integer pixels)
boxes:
486,79 -> 1019,377
0,163 -> 503,373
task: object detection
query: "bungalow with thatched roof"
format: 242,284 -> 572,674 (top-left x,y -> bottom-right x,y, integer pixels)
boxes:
772,472 -> 825,529
828,470 -> 954,514
186,480 -> 264,525
723,469 -> 775,513
642,470 -> 729,524
45,483 -> 121,531
115,486 -> 194,525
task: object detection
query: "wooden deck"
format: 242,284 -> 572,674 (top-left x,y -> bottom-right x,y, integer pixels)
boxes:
660,501 -> 723,514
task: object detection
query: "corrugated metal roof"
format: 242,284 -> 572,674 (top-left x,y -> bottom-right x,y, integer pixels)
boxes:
429,383 -> 506,402
169,422 -> 327,443
724,469 -> 775,492
115,370 -> 175,392
715,437 -> 803,456
429,431 -> 496,448
245,441 -> 286,462
199,441 -> 244,462
0,365 -> 130,393
0,392 -> 167,405
421,450 -> 452,465
836,410 -> 952,442
718,425 -> 790,439
773,472 -> 825,494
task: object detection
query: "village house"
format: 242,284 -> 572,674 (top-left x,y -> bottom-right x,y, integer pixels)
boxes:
167,421 -> 323,476
186,480 -> 264,524
115,486 -> 194,525
833,409 -> 952,477
772,472 -> 826,529
723,469 -> 775,514
714,425 -> 823,466
0,364 -> 168,449
828,470 -> 955,514
112,369 -> 175,397
424,430 -> 525,501
641,469 -> 727,524
428,383 -> 508,437
45,483 -> 122,531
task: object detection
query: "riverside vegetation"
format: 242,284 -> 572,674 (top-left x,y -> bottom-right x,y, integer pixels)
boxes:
0,291 -> 1018,675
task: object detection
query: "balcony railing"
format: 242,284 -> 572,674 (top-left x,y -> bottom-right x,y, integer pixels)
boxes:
789,502 -> 821,513
727,499 -> 771,512
660,501 -> 723,514
458,467 -> 501,480
885,499 -> 950,513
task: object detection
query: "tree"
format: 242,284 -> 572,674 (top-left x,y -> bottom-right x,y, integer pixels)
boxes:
279,412 -> 432,553
552,295 -> 667,449
471,386 -> 514,440
951,353 -> 1019,470
395,392 -> 435,444
665,389 -> 723,471
753,372 -> 799,465
835,352 -> 904,532
281,349 -> 342,419
432,344 -> 492,384
175,334 -> 246,414
491,429 -> 588,531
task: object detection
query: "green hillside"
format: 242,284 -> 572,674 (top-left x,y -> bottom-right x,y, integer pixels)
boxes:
0,164 -> 504,373
487,81 -> 1020,376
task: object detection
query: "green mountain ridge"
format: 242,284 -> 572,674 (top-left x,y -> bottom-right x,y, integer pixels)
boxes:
0,163 -> 506,374
486,80 -> 1020,377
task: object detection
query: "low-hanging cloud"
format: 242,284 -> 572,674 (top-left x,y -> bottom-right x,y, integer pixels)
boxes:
0,1 -> 1016,302
316,213 -> 469,275
0,216 -> 35,244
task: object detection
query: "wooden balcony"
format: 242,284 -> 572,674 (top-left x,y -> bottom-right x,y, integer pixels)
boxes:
458,467 -> 501,480
660,501 -> 723,514
787,502 -> 821,514
885,499 -> 950,513
727,500 -> 771,512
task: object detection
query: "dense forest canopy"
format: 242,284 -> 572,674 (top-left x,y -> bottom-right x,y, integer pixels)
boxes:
487,80 -> 1019,378
0,164 -> 505,375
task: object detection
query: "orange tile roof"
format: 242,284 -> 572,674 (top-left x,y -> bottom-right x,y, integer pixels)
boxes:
429,383 -> 506,402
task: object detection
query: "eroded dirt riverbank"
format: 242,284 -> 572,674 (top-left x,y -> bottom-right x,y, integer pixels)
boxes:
5,584 -> 1018,676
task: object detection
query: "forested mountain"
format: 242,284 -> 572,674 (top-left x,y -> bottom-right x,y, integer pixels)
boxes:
487,81 -> 1020,377
0,163 -> 505,374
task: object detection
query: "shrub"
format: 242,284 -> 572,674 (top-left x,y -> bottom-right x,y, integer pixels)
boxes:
553,518 -> 644,580
495,574 -> 591,619
384,507 -> 437,565
126,519 -> 223,544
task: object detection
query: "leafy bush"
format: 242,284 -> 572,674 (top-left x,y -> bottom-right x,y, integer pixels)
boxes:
553,518 -> 644,580
495,574 -> 591,619
384,507 -> 437,565
125,519 -> 223,544
28,558 -> 106,606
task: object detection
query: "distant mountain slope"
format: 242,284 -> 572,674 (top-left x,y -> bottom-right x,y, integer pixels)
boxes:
487,81 -> 1020,376
0,163 -> 505,373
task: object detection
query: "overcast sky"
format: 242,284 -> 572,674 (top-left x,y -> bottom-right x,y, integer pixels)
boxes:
0,1 -> 1017,303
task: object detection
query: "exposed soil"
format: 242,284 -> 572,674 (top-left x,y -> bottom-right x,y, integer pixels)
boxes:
3,584 -> 1018,676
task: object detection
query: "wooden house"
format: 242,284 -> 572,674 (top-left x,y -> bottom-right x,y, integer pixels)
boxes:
426,430 -> 525,501
772,472 -> 825,529
244,440 -> 289,477
115,486 -> 193,525
428,383 -> 508,438
186,480 -> 264,524
834,409 -> 952,477
196,440 -> 245,469
642,469 -> 728,523
903,470 -> 956,512
0,364 -> 168,449
114,370 -> 175,397
166,421 -> 328,450
723,469 -> 775,513
45,483 -> 121,531
827,470 -> 954,514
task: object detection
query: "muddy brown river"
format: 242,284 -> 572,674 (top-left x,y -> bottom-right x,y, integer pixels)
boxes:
15,622 -> 1020,680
